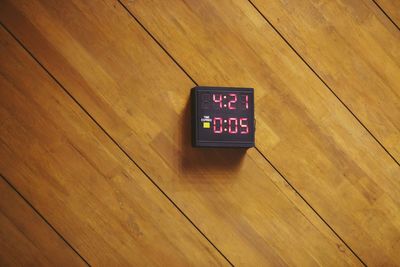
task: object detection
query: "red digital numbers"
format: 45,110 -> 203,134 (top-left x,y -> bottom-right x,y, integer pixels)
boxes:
213,117 -> 249,134
228,118 -> 238,134
213,117 -> 223,133
239,118 -> 249,134
211,93 -> 250,135
243,95 -> 249,110
213,94 -> 223,108
228,94 -> 237,110
213,93 -> 248,110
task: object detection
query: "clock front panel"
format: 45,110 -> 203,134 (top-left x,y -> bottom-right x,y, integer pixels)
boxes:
193,87 -> 255,147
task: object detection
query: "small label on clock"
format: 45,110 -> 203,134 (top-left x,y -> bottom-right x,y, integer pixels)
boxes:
200,116 -> 212,129
200,115 -> 212,122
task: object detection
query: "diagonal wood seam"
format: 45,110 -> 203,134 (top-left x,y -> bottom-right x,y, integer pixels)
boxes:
0,173 -> 91,266
247,0 -> 399,168
371,0 -> 400,31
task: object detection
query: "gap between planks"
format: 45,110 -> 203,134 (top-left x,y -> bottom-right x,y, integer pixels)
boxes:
247,0 -> 399,168
0,173 -> 91,266
371,0 -> 400,31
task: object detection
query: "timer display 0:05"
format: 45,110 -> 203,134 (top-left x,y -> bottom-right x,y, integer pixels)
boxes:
212,117 -> 249,134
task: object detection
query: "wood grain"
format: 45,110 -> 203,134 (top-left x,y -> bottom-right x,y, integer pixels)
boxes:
0,26 -> 227,266
0,0 -> 362,265
250,0 -> 400,162
119,0 -> 400,265
374,0 -> 400,28
0,176 -> 86,267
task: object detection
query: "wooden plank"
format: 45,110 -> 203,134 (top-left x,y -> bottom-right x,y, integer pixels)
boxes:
0,0 -> 362,266
0,176 -> 86,267
374,0 -> 400,28
250,0 -> 400,161
122,0 -> 399,265
0,27 -> 227,266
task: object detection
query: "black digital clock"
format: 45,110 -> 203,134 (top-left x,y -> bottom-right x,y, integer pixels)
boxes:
191,86 -> 255,147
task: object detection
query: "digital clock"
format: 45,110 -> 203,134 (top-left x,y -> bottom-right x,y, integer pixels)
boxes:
191,86 -> 255,147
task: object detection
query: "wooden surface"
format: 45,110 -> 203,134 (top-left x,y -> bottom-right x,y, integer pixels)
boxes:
0,0 -> 399,266
251,0 -> 400,162
375,0 -> 400,28
124,0 -> 400,265
0,177 -> 86,267
0,26 -> 227,266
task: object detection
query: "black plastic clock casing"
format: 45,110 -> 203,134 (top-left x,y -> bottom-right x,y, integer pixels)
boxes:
191,86 -> 255,148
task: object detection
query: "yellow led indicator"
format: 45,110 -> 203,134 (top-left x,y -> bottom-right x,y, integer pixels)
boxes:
203,122 -> 210,128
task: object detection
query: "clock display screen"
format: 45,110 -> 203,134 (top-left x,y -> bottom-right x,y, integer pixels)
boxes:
192,87 -> 255,147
